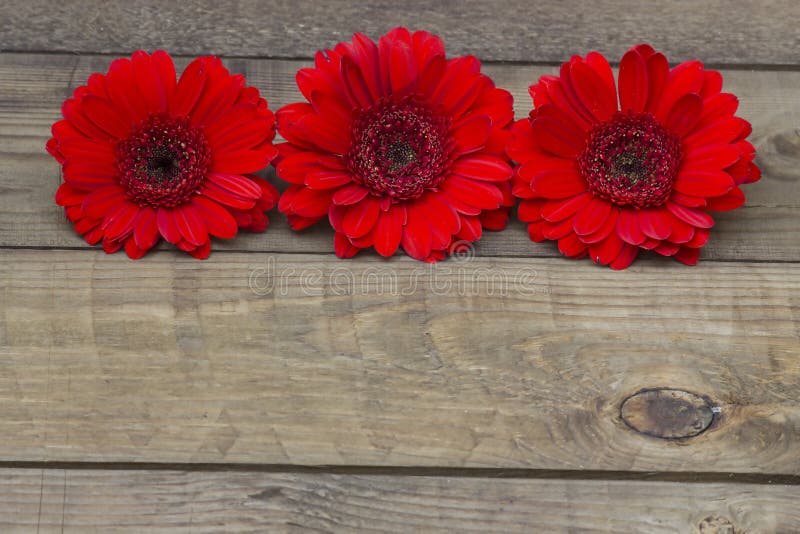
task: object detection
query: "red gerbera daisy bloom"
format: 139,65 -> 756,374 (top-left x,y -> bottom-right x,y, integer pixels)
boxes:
275,28 -> 514,262
47,50 -> 279,259
508,44 -> 760,269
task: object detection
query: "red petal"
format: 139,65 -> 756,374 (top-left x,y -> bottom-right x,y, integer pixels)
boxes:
81,96 -> 131,139
618,49 -> 648,113
401,205 -> 433,260
616,208 -> 646,245
389,42 -> 417,95
208,113 -> 273,153
667,202 -> 714,228
287,214 -> 321,230
305,170 -> 354,189
55,183 -> 86,207
457,215 -> 482,241
705,187 -> 745,211
582,208 -> 619,244
569,60 -> 617,122
517,199 -> 544,223
421,194 -> 461,238
132,51 -> 165,114
101,201 -> 139,240
124,237 -> 148,260
572,197 -> 613,236
683,144 -> 741,170
341,56 -> 375,109
589,232 -> 624,266
673,170 -> 733,197
558,233 -> 588,258
451,115 -> 492,156
206,173 -> 262,199
334,232 -> 360,258
439,189 -> 482,216
297,113 -> 351,154
210,150 -> 274,174
665,93 -> 703,137
541,192 -> 591,222
102,237 -> 124,254
655,60 -> 704,122
585,52 -> 617,105
530,169 -> 586,199
280,186 -> 333,218
63,162 -> 118,189
452,155 -> 512,182
173,57 -> 208,116
644,53 -> 669,113
189,240 -> 211,260
151,50 -> 176,110
670,191 -> 707,208
440,176 -> 503,209
545,218 -> 578,240
530,116 -> 583,158
373,205 -> 405,257
480,208 -> 509,231
674,246 -> 701,266
684,117 -> 744,148
665,213 -> 695,244
157,208 -> 181,243
609,244 -> 639,270
309,89 -> 352,127
638,208 -> 672,240
343,197 -> 381,238
332,184 -> 369,206
654,242 -> 681,257
82,186 -> 126,219
200,182 -> 257,210
191,196 -> 238,238
174,205 -> 209,246
133,207 -> 160,250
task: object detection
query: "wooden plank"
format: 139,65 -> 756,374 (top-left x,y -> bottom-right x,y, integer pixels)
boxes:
1,0 -> 799,65
2,469 -> 799,533
1,53 -> 799,260
1,250 -> 799,471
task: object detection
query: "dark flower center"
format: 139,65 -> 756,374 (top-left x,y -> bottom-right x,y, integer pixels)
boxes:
117,113 -> 211,208
345,96 -> 453,201
578,112 -> 682,209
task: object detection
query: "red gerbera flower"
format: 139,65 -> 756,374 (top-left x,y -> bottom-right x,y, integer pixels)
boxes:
509,44 -> 760,269
275,28 -> 514,262
47,50 -> 279,259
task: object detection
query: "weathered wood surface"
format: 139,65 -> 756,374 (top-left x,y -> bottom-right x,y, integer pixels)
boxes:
2,1 -> 800,529
1,250 -> 798,471
1,54 -> 799,260
2,469 -> 799,533
2,0 -> 799,65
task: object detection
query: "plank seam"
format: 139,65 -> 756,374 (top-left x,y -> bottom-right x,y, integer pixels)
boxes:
2,245 -> 799,265
0,462 -> 798,485
2,49 -> 800,72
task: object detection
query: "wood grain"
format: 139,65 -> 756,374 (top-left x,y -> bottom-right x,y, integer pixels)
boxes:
1,54 -> 799,260
1,249 -> 798,471
1,468 -> 799,533
2,0 -> 799,65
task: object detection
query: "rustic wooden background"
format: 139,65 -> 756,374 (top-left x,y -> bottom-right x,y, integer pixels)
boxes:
1,1 -> 799,532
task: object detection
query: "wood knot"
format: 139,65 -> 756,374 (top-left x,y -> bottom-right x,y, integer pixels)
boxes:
620,387 -> 717,439
758,129 -> 800,181
696,516 -> 735,534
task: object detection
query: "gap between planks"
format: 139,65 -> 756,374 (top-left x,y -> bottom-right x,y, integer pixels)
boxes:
1,462 -> 800,485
